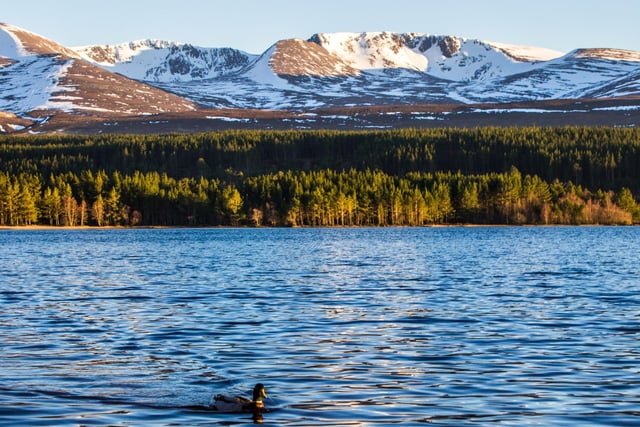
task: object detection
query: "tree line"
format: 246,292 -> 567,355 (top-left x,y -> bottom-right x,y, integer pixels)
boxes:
0,127 -> 639,227
2,127 -> 640,190
1,167 -> 638,227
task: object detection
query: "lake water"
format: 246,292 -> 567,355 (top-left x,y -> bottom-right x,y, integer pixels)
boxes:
0,227 -> 639,426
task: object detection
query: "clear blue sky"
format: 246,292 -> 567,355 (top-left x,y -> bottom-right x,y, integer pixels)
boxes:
4,0 -> 640,54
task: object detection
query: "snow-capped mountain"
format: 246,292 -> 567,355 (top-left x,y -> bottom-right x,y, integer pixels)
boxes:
452,48 -> 640,103
74,40 -> 257,82
309,32 -> 563,80
1,22 -> 639,132
0,23 -> 196,116
74,30 -> 639,110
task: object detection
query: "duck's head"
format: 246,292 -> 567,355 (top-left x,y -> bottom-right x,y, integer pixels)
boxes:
253,383 -> 267,403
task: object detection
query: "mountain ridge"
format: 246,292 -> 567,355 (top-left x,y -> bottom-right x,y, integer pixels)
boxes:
74,39 -> 257,82
1,23 -> 640,134
73,30 -> 640,110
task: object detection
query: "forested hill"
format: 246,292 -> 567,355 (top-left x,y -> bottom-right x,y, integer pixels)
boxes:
1,127 -> 639,226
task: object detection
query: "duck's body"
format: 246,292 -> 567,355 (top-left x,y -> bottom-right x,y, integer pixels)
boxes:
212,383 -> 267,413
212,394 -> 262,413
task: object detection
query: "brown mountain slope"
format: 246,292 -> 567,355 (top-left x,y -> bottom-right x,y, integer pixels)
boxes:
55,60 -> 197,115
0,23 -> 197,116
270,39 -> 359,77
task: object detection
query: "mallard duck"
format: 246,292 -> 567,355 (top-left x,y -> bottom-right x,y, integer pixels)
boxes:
212,383 -> 268,413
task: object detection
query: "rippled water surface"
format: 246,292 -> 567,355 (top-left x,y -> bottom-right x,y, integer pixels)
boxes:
1,227 -> 639,426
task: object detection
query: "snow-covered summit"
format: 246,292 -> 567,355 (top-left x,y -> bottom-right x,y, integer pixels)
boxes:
308,32 -> 565,82
308,32 -> 429,72
74,39 -> 257,82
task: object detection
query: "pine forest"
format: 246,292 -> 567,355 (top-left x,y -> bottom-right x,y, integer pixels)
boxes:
1,127 -> 639,227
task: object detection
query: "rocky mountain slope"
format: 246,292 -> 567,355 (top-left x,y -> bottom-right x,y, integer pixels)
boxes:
1,23 -> 639,133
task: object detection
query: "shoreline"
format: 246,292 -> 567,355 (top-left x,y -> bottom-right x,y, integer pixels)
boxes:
0,223 -> 636,231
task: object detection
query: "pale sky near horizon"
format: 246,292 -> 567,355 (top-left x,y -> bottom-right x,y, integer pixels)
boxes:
3,0 -> 639,54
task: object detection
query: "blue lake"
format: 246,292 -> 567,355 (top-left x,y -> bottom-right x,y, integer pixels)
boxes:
1,227 -> 639,426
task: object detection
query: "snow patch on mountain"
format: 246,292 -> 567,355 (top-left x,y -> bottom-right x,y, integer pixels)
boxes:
0,24 -> 73,114
0,57 -> 70,114
486,41 -> 564,62
243,44 -> 291,88
0,23 -> 28,58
